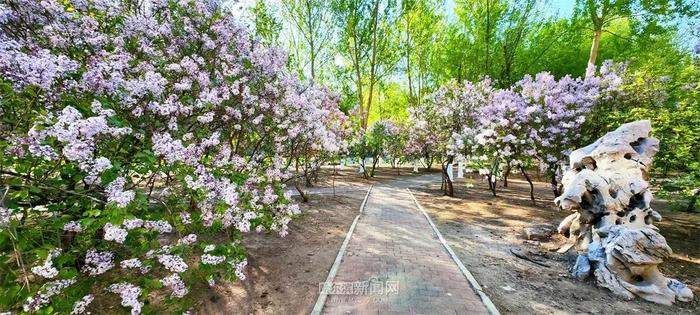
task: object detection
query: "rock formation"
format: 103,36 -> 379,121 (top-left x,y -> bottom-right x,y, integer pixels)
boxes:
555,120 -> 693,305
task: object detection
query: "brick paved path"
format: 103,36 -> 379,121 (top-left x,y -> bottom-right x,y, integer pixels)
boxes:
321,185 -> 490,315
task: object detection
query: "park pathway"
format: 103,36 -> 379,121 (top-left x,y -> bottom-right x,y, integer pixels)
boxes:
317,179 -> 493,314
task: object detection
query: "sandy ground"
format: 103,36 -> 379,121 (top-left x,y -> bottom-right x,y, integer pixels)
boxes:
306,165 -> 431,188
411,173 -> 700,315
194,190 -> 367,314
190,166 -> 699,314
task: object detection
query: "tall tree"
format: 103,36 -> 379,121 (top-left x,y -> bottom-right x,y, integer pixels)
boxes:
251,0 -> 282,45
576,0 -> 698,76
280,0 -> 333,81
332,0 -> 400,130
399,0 -> 440,105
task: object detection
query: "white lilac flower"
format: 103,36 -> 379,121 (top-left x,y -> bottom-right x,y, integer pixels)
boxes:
177,234 -> 197,245
203,245 -> 215,253
108,283 -> 142,314
0,206 -> 13,229
120,258 -> 142,269
63,221 -> 82,232
92,157 -> 112,173
234,259 -> 247,281
179,212 -> 192,225
143,220 -> 172,233
200,254 -> 225,265
103,222 -> 128,243
139,265 -> 152,274
157,255 -> 188,273
71,294 -> 94,314
31,249 -> 61,279
122,218 -> 144,230
105,177 -> 135,208
23,277 -> 77,312
160,273 -> 188,298
82,248 -> 114,276
236,219 -> 250,233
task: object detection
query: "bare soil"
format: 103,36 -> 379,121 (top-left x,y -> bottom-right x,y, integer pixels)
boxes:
194,190 -> 367,314
190,166 -> 700,314
411,173 -> 700,315
304,165 -> 433,188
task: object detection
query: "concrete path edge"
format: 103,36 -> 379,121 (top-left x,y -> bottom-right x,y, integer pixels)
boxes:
310,185 -> 373,315
407,188 -> 501,315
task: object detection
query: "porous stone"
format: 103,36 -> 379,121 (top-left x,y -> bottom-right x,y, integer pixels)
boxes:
554,120 -> 693,305
523,226 -> 554,241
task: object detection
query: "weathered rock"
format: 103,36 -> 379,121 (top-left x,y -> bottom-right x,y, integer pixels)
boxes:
523,226 -> 554,241
571,255 -> 591,279
554,120 -> 693,305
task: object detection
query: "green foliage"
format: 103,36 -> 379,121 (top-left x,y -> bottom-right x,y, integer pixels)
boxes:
251,0 -> 283,45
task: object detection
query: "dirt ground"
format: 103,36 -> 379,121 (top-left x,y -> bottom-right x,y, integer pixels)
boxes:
412,173 -> 700,315
191,166 -> 700,314
306,165 -> 431,188
194,190 -> 367,314
192,167 -> 423,314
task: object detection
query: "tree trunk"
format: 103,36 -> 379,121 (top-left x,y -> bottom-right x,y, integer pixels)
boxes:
294,159 -> 308,202
362,0 -> 381,130
351,25 -> 364,128
687,190 -> 699,212
586,28 -> 602,76
370,155 -> 379,177
520,165 -> 535,204
503,165 -> 511,187
424,153 -> 433,170
488,161 -> 499,197
442,157 -> 455,197
304,160 -> 313,187
487,170 -> 497,197
360,158 -> 369,179
295,179 -> 309,203
551,173 -> 561,198
405,16 -> 414,103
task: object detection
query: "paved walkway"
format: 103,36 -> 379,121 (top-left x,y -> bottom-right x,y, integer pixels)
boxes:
320,181 -> 491,314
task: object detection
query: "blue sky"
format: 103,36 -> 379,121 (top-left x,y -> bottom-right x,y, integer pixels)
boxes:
548,0 -> 577,17
444,0 -> 578,19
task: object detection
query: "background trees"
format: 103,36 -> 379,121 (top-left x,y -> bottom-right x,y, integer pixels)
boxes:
246,0 -> 699,209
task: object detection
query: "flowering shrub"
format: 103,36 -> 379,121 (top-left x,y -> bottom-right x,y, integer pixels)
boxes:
278,85 -> 351,201
347,120 -> 393,178
407,79 -> 491,195
412,63 -> 623,197
384,123 -> 408,170
0,0 -> 346,313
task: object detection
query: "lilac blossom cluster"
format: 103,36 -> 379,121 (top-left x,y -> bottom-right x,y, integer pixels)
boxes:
409,63 -> 623,189
30,249 -> 62,279
0,207 -> 12,229
108,283 -> 142,315
0,0 -> 348,313
70,295 -> 94,315
23,278 -> 77,313
160,274 -> 188,298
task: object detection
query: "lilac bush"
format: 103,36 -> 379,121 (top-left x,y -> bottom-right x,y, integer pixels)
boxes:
347,120 -> 399,178
0,0 -> 347,313
407,79 -> 491,195
511,62 -> 624,196
415,63 -> 623,198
